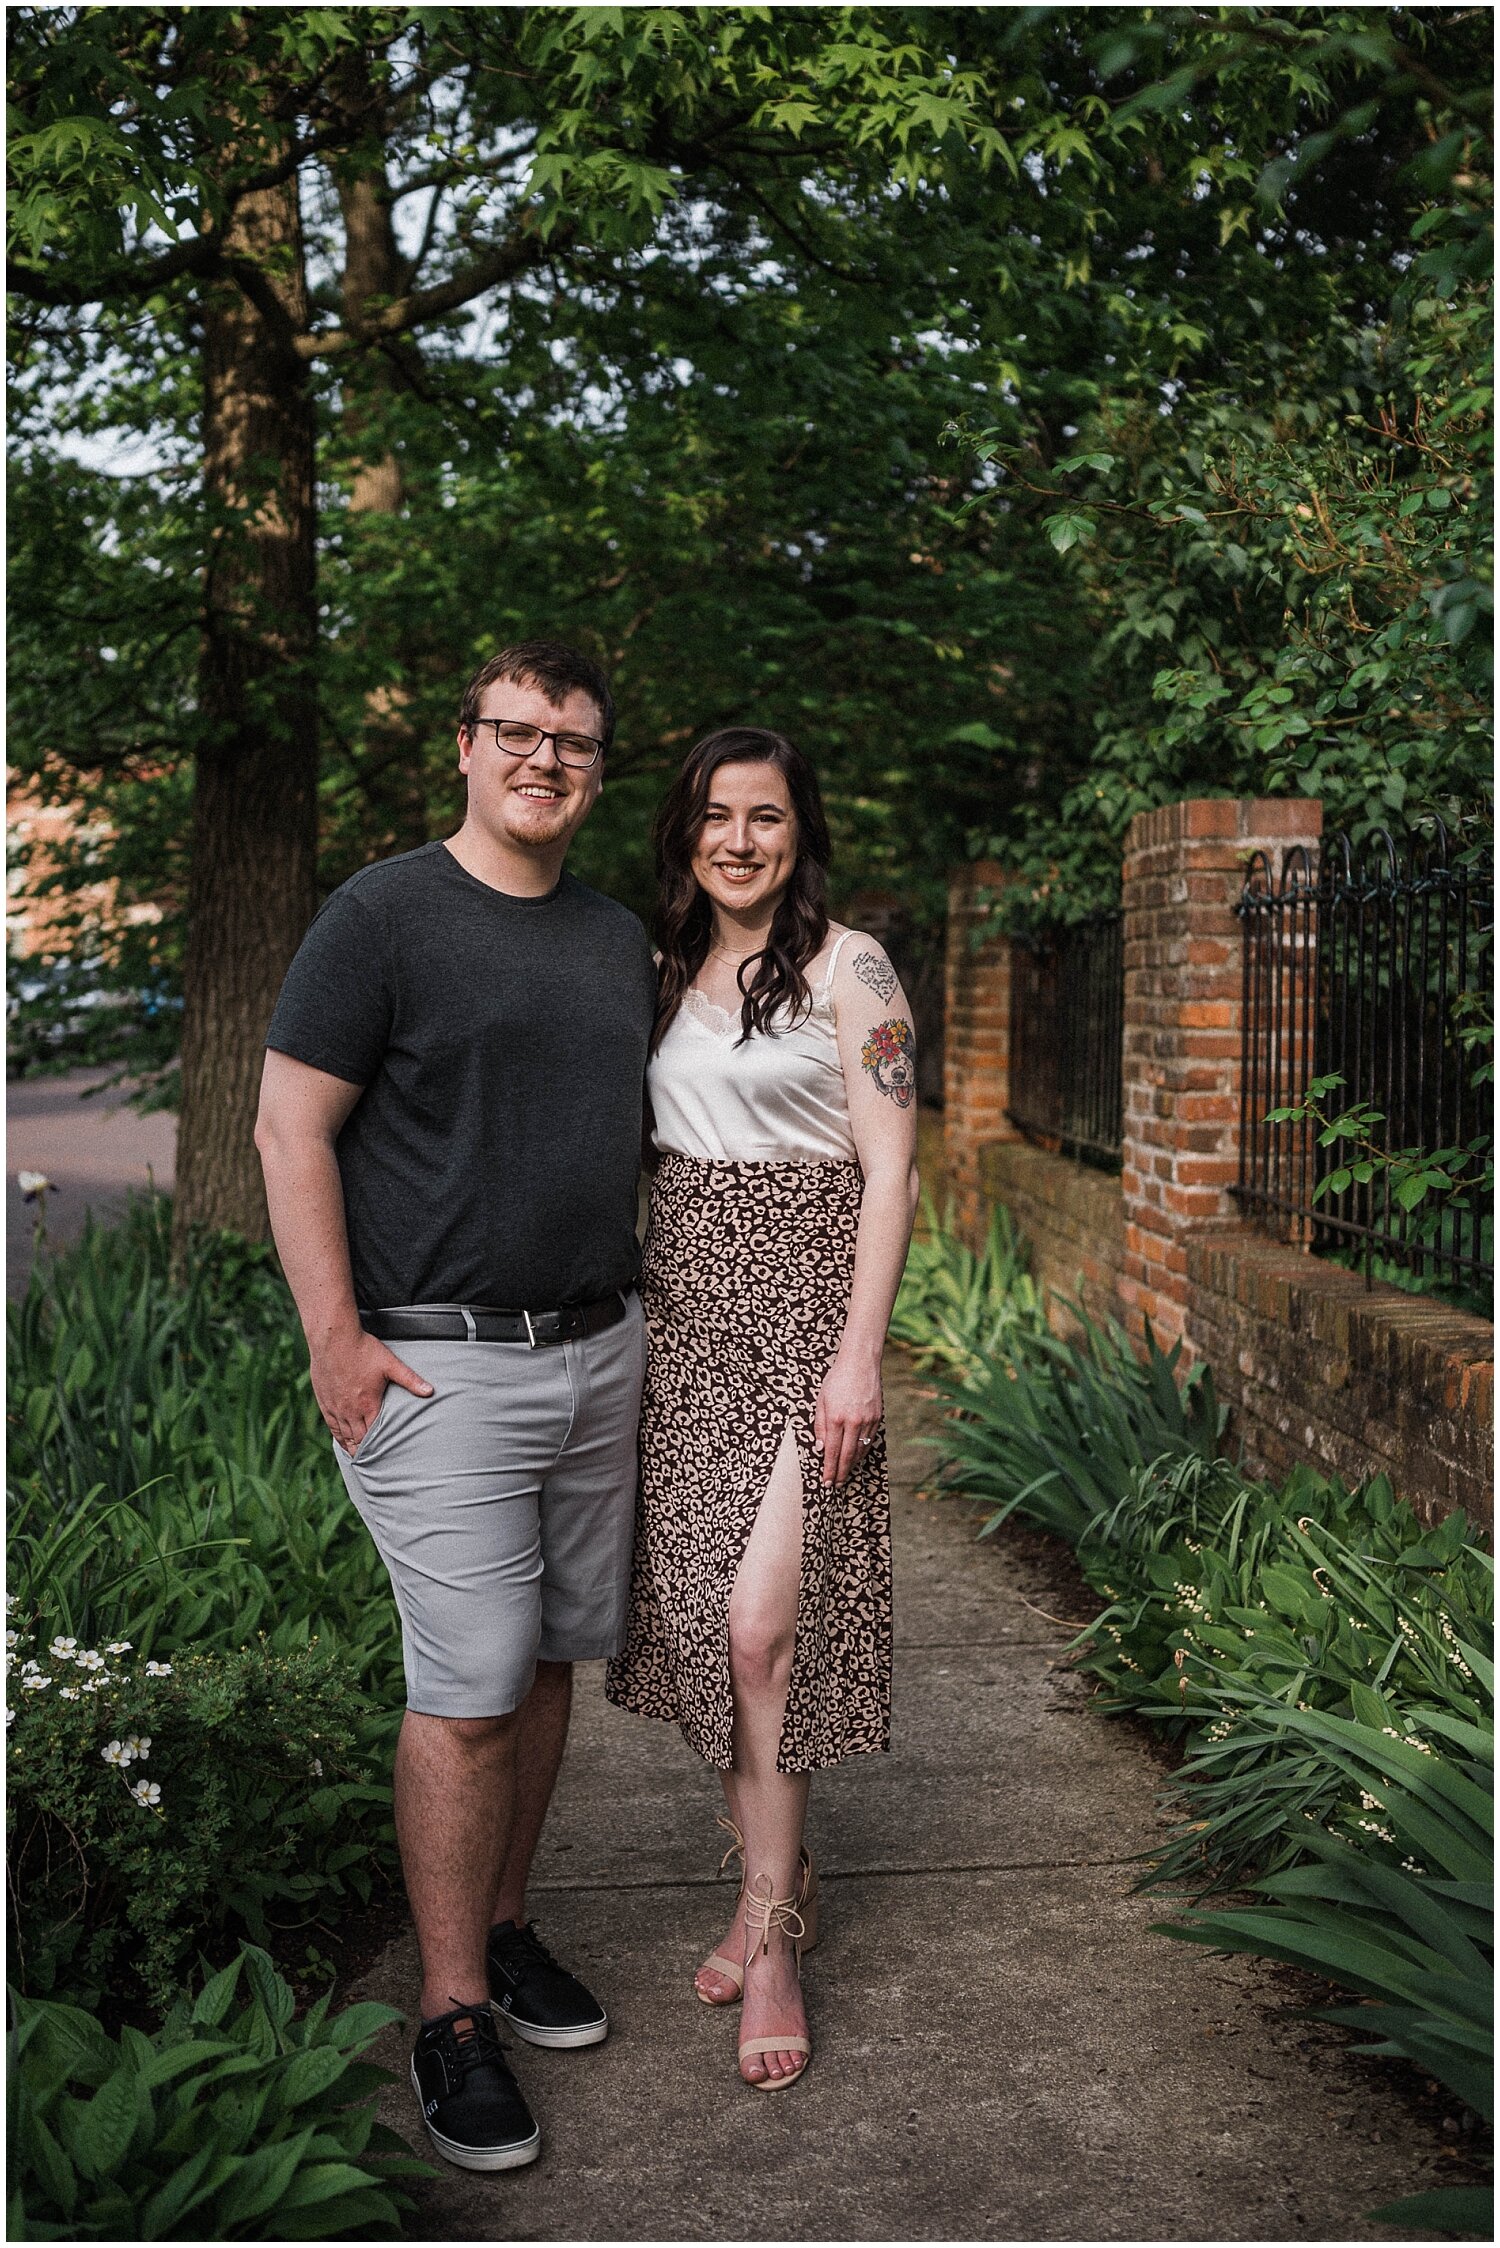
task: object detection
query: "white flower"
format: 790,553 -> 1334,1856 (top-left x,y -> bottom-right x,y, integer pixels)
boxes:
105,1642 -> 132,1657
128,1779 -> 162,1809
17,1171 -> 56,1200
58,1686 -> 80,1701
79,1675 -> 110,1694
123,1734 -> 151,1761
6,1631 -> 19,1652
20,1659 -> 40,1675
21,1673 -> 51,1691
4,1707 -> 13,1728
309,1758 -> 323,1778
102,1740 -> 134,1767
144,1661 -> 173,1678
4,1593 -> 15,1612
1360,1790 -> 1382,1811
75,1650 -> 105,1672
49,1637 -> 78,1661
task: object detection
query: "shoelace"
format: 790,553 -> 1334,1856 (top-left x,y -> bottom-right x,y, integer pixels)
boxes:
496,1922 -> 559,1973
433,2001 -> 502,2084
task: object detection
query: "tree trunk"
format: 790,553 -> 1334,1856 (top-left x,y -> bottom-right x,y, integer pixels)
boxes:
173,165 -> 317,1250
338,155 -> 432,857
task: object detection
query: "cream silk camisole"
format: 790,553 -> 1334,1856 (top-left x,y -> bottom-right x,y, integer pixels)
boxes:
650,931 -> 858,1165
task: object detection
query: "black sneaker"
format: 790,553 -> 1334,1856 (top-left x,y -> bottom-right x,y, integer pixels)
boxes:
410,2004 -> 541,2172
487,1920 -> 608,2049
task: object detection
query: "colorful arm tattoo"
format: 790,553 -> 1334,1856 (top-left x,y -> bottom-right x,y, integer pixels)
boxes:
861,1017 -> 916,1108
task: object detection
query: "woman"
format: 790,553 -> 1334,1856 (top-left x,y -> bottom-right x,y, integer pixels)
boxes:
605,727 -> 919,2091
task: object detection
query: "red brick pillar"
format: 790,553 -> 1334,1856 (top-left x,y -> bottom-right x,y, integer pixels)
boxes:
943,861 -> 1021,1241
1120,798 -> 1323,1353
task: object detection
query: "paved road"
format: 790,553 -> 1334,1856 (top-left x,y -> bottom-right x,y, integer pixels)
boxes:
6,1068 -> 176,1298
354,1353 -> 1453,2242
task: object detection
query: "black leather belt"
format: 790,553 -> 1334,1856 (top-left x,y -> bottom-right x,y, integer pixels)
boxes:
361,1294 -> 632,1348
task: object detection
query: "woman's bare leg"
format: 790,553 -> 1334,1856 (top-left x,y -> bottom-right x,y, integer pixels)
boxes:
717,1419 -> 810,2083
694,1766 -> 748,2000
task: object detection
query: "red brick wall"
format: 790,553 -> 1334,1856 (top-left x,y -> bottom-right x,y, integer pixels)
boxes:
943,861 -> 1019,1237
1120,797 -> 1323,1354
941,796 -> 1493,1534
978,1142 -> 1124,1335
1187,1231 -> 1493,1532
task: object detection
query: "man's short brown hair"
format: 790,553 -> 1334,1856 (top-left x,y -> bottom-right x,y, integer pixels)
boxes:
458,641 -> 615,750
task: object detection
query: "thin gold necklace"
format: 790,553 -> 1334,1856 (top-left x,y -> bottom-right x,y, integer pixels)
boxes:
708,940 -> 765,967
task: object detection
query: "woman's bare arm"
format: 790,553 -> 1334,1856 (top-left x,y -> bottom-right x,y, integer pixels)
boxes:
816,934 -> 921,1486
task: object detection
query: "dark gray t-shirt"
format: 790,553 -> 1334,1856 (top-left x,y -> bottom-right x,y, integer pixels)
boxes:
266,843 -> 656,1311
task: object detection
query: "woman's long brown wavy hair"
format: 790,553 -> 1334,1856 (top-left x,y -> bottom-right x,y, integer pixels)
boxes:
652,727 -> 831,1051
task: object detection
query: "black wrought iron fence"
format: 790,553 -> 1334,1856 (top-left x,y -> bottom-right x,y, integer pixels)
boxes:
1007,911 -> 1123,1169
1234,823 -> 1493,1304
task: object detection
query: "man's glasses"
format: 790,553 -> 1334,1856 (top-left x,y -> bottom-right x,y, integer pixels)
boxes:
469,718 -> 604,770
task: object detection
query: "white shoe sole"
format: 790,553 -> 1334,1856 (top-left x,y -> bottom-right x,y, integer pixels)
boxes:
502,2011 -> 608,2050
410,2059 -> 542,2170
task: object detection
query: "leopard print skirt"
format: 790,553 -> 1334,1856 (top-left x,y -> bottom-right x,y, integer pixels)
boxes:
604,1152 -> 892,1772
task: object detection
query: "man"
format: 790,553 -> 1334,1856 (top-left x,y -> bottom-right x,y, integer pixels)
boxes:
256,642 -> 655,2172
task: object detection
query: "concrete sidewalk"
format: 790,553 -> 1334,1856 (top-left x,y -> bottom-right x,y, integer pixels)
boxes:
355,1354 -> 1453,2242
6,1068 -> 175,1298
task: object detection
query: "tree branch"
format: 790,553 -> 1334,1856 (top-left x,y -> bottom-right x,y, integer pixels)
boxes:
295,220 -> 575,360
7,232 -> 221,308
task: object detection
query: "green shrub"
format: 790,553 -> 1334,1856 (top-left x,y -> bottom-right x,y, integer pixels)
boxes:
890,1198 -> 1046,1374
6,1200 -> 409,2009
1160,1695 -> 1492,2109
7,1620 -> 393,2011
930,1299 -> 1225,1546
7,1200 -> 402,1699
1068,1455 -> 1492,1888
8,1944 -> 430,2240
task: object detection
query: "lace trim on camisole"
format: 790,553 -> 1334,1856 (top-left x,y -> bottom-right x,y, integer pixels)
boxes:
678,950 -> 840,1042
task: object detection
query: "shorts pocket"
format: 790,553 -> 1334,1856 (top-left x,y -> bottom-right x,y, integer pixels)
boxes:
335,1380 -> 398,1465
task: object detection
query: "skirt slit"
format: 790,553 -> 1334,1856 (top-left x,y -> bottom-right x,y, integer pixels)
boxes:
725,1413 -> 807,1769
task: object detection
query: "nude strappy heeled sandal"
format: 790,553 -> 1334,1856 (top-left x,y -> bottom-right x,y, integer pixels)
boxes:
737,1873 -> 811,2091
695,1816 -> 820,2006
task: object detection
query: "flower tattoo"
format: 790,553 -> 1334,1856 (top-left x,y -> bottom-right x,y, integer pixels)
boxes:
861,1017 -> 916,1107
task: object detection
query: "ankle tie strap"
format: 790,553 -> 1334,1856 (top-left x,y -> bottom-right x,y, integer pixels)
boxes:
716,1813 -> 746,1879
744,1872 -> 806,1959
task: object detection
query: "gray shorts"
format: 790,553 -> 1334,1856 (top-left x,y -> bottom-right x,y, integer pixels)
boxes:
333,1295 -> 646,1718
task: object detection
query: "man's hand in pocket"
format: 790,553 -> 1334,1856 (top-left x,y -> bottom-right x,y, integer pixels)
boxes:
312,1328 -> 432,1456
